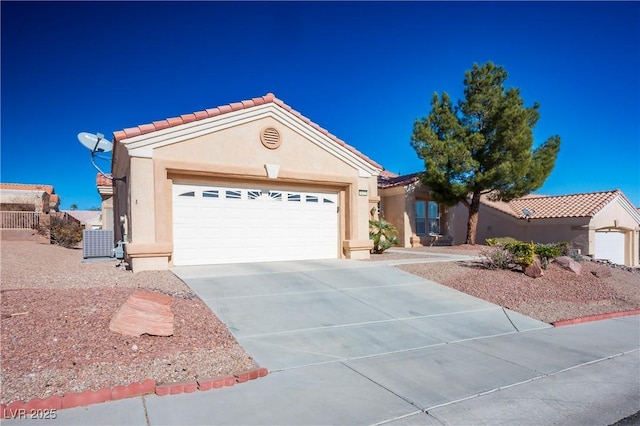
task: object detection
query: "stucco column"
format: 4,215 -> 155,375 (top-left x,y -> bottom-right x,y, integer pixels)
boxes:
125,157 -> 172,271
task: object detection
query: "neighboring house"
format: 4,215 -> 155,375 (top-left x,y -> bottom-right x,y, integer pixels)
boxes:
0,183 -> 60,241
63,210 -> 102,229
110,93 -> 383,272
0,183 -> 60,213
378,172 -> 639,267
96,173 -> 114,230
378,172 -> 453,247
451,190 -> 640,267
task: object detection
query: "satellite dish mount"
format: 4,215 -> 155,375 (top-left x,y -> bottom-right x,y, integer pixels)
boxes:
77,132 -> 126,183
522,208 -> 536,223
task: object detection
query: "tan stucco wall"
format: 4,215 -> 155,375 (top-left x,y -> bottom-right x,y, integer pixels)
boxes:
114,114 -> 378,271
380,186 -> 410,247
589,199 -> 640,266
590,198 -> 639,230
0,189 -> 48,213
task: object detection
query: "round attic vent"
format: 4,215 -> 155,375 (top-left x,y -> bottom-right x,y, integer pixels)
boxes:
260,127 -> 282,149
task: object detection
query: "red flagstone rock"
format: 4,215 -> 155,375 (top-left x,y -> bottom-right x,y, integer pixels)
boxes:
523,259 -> 544,278
554,256 -> 582,275
109,291 -> 174,337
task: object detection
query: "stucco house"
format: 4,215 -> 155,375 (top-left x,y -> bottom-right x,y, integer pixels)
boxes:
378,172 -> 453,247
378,172 -> 639,267
452,190 -> 640,267
63,210 -> 102,230
110,93 -> 383,272
0,183 -> 60,213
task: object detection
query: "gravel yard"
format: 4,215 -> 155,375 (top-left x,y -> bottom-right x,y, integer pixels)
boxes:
394,247 -> 640,323
1,241 -> 257,405
2,240 -> 639,406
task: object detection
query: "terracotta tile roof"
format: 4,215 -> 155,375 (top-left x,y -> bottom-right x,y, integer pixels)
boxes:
96,173 -> 112,187
0,183 -> 54,194
379,170 -> 399,179
378,172 -> 421,189
482,190 -> 628,219
63,210 -> 101,224
113,93 -> 383,170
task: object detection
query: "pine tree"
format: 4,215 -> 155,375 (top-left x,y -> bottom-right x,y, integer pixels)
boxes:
411,62 -> 560,244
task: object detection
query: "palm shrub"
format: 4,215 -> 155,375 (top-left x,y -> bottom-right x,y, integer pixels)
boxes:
369,219 -> 398,254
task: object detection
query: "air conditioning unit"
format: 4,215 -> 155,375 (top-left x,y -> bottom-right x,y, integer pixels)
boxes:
83,230 -> 114,258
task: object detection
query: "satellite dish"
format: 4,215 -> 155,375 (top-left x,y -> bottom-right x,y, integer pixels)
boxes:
77,132 -> 113,153
522,208 -> 536,222
77,131 -> 125,183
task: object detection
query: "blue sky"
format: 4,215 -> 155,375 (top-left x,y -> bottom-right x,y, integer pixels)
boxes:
2,1 -> 639,209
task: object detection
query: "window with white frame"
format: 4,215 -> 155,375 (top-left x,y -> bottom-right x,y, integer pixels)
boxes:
415,201 -> 440,235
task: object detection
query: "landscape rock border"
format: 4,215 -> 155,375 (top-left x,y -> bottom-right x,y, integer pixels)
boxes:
552,310 -> 640,327
1,368 -> 268,419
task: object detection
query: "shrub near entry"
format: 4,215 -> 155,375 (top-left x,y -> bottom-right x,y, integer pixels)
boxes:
479,246 -> 514,270
369,219 -> 398,254
504,241 -> 536,267
485,237 -> 518,247
534,243 -> 563,269
482,238 -> 570,270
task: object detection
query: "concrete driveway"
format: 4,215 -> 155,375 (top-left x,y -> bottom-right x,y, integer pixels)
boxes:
7,258 -> 637,426
163,258 -> 639,425
172,259 -> 550,372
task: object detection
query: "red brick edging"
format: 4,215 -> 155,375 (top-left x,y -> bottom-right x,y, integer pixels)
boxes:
155,368 -> 268,396
552,310 -> 640,327
1,368 -> 268,419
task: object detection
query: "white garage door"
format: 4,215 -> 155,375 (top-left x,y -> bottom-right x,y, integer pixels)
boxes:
594,231 -> 625,265
172,183 -> 339,266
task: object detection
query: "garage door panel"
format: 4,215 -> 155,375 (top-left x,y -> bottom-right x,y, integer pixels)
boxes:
172,184 -> 338,266
595,231 -> 625,265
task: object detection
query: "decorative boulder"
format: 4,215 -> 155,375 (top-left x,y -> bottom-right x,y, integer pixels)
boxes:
523,258 -> 544,278
554,256 -> 582,275
110,291 -> 174,337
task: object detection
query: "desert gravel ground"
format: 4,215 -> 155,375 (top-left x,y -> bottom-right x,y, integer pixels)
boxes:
1,240 -> 639,406
1,240 -> 258,405
388,245 -> 640,323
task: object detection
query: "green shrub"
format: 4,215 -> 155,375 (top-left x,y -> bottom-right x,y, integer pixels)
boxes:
504,241 -> 535,266
479,246 -> 514,270
369,219 -> 398,254
486,237 -> 518,247
534,243 -> 563,269
555,241 -> 570,256
50,216 -> 83,248
569,249 -> 582,262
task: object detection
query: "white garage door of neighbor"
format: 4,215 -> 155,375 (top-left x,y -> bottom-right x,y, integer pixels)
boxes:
594,231 -> 625,265
172,184 -> 339,266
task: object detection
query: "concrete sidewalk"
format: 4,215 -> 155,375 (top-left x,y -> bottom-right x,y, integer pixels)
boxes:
5,258 -> 639,425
